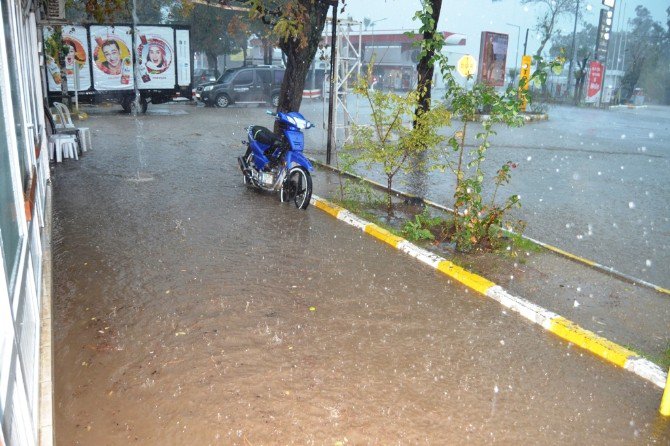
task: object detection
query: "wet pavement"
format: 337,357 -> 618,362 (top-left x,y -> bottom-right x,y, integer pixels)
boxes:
52,104 -> 670,444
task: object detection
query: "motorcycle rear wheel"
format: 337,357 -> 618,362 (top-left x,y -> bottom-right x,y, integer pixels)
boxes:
281,166 -> 312,209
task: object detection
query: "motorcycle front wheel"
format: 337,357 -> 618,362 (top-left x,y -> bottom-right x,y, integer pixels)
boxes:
241,148 -> 253,186
281,166 -> 312,209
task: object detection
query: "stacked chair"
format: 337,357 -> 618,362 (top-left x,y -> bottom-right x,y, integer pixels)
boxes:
48,101 -> 92,162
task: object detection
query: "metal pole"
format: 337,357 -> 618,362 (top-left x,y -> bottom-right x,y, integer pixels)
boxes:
506,23 -> 521,82
567,0 -> 579,99
598,5 -> 615,108
326,2 -> 338,165
523,28 -> 529,57
74,57 -> 79,113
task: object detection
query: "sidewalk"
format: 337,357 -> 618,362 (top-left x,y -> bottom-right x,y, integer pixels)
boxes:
311,165 -> 670,367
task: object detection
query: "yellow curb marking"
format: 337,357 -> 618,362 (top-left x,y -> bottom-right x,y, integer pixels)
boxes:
364,224 -> 404,248
313,198 -> 343,218
548,317 -> 636,367
660,367 -> 670,415
544,244 -> 597,266
436,260 -> 496,296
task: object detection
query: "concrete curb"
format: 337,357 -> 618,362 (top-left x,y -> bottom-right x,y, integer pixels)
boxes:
470,113 -> 549,123
310,194 -> 667,390
310,158 -> 670,297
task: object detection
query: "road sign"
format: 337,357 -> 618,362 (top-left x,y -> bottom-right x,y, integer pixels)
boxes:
457,54 -> 477,77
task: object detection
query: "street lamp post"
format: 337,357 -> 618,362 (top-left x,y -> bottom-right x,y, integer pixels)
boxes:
567,0 -> 580,99
368,17 -> 387,60
506,23 -> 521,83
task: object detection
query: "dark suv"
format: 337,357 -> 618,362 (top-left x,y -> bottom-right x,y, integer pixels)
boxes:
195,66 -> 285,108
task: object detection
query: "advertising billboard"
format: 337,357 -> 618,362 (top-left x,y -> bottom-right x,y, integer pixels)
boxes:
134,26 -> 176,90
43,26 -> 91,92
586,61 -> 604,102
478,31 -> 509,87
90,25 -> 134,90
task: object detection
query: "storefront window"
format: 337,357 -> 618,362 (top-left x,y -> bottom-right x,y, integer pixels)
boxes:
1,0 -> 28,185
0,101 -> 21,286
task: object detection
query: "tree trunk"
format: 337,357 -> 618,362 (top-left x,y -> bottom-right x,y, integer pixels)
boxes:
386,175 -> 394,218
573,57 -> 588,105
414,0 -> 443,125
206,51 -> 218,72
262,39 -> 273,65
276,0 -> 330,127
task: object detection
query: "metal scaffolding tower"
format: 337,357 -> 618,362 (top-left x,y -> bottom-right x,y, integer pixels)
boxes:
324,17 -> 362,159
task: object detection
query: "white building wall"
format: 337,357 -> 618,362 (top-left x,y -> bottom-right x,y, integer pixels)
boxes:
0,1 -> 51,445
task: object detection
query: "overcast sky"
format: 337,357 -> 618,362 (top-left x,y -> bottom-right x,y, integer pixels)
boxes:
343,0 -> 668,67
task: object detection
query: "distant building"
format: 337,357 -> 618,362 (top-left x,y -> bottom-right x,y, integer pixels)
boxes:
355,31 -> 467,90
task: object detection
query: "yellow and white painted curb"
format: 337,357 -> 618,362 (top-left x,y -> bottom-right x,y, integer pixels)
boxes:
311,195 -> 668,390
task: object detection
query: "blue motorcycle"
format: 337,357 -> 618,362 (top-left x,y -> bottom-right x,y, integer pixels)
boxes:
238,111 -> 314,209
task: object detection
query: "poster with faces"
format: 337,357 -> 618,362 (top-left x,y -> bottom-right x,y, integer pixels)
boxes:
43,26 -> 91,92
90,25 -> 134,90
134,26 -> 176,90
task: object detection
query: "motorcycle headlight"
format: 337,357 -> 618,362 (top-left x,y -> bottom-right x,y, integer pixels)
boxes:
203,85 -> 214,92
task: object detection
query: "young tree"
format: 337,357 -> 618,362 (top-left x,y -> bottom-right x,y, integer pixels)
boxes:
620,6 -> 666,102
169,3 -> 242,71
344,66 -> 450,217
522,0 -> 578,60
549,22 -> 595,102
65,0 -> 173,23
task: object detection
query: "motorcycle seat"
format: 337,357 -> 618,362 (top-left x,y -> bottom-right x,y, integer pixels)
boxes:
250,126 -> 282,147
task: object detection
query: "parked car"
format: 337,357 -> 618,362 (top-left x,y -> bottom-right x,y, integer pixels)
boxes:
193,68 -> 220,87
194,65 -> 285,108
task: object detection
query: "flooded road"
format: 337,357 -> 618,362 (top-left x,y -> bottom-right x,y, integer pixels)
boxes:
52,104 -> 669,444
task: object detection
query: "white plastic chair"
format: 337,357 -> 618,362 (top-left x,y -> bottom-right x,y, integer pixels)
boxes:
53,102 -> 92,153
48,134 -> 77,163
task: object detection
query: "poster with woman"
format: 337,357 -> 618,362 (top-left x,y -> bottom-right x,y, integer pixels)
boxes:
134,26 -> 176,89
478,31 -> 509,87
90,25 -> 134,90
43,26 -> 91,92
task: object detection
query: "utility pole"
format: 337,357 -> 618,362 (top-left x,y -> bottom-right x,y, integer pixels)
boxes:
326,0 -> 338,165
567,0 -> 580,99
523,28 -> 529,57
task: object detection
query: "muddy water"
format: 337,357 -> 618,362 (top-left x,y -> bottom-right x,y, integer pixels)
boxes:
52,104 -> 669,445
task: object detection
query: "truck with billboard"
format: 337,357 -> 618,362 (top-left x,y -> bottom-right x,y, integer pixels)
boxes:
44,24 -> 191,113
